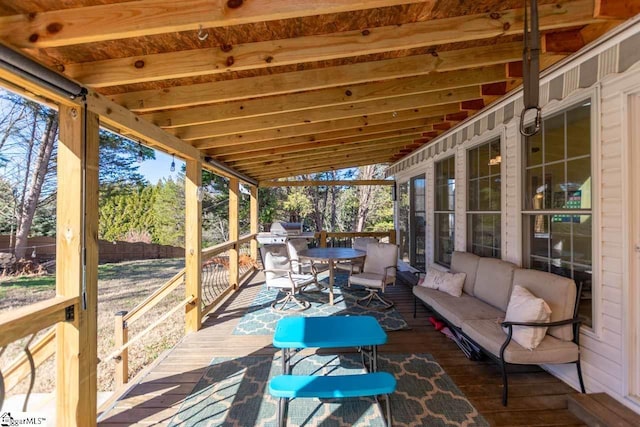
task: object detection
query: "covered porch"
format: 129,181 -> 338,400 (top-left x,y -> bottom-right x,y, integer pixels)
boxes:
97,270 -> 582,426
1,1 -> 640,426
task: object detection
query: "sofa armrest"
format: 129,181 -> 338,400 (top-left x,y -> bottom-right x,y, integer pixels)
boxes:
501,317 -> 582,329
499,317 -> 582,360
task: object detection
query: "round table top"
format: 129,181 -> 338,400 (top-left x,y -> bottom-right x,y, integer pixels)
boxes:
297,247 -> 365,261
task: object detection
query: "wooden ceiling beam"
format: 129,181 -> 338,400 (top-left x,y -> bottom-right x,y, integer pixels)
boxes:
66,0 -> 603,87
173,86 -> 480,140
259,180 -> 394,187
202,117 -> 442,153
239,149 -> 400,176
212,126 -> 433,160
192,103 -> 464,148
111,42 -> 524,111
594,0 -> 640,19
142,65 -> 507,128
224,137 -> 420,167
246,155 -> 397,180
0,0 -> 430,48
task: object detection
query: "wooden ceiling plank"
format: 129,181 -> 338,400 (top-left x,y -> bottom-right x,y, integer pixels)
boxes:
199,116 -> 442,152
240,155 -> 397,178
174,87 -> 480,140
142,65 -> 506,128
112,42 -> 524,111
213,126 -> 433,160
85,91 -> 201,160
224,137 -> 420,167
192,105 -> 463,148
66,0 -> 603,87
0,0 -> 431,48
244,154 -> 398,179
259,180 -> 394,187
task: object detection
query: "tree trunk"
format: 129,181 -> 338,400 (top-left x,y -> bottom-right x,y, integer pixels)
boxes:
355,165 -> 375,232
14,112 -> 58,259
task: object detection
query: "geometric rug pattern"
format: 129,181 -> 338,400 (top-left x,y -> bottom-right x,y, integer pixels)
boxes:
168,352 -> 489,427
233,273 -> 410,335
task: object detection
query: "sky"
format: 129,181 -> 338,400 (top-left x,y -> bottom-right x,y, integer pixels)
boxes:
138,149 -> 185,184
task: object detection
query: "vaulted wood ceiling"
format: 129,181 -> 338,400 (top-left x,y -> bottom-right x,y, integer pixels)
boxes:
0,0 -> 635,183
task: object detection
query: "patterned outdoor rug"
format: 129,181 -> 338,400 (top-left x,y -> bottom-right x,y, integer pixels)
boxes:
168,352 -> 489,427
233,273 -> 409,334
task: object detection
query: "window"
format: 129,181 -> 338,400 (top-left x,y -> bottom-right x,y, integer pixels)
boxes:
435,157 -> 455,267
523,101 -> 592,327
467,139 -> 501,258
397,175 -> 426,271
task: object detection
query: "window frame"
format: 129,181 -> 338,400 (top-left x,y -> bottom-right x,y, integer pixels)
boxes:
466,137 -> 502,258
521,95 -> 598,333
434,155 -> 456,267
396,174 -> 426,271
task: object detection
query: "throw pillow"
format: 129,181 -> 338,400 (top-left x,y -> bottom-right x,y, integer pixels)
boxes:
418,267 -> 443,289
418,268 -> 466,297
437,271 -> 466,297
503,285 -> 552,350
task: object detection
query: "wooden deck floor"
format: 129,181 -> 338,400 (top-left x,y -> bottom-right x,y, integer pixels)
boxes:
98,272 -> 585,426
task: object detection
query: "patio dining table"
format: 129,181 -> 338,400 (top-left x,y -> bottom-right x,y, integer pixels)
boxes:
297,247 -> 365,305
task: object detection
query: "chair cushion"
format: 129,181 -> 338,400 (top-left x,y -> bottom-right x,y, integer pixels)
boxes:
362,243 -> 397,278
450,251 -> 480,295
473,258 -> 516,311
413,286 -> 504,329
462,319 -> 579,364
512,269 -> 577,341
335,262 -> 362,273
353,237 -> 378,251
263,245 -> 291,280
503,285 -> 552,350
267,274 -> 315,290
349,272 -> 386,288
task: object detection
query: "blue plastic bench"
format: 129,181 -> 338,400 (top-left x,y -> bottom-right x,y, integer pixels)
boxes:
269,372 -> 396,427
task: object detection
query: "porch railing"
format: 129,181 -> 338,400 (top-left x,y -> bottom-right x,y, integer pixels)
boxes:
0,296 -> 78,411
109,233 -> 258,389
317,230 -> 396,248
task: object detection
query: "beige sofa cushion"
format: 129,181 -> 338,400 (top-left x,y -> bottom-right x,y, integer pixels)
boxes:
512,269 -> 577,341
462,319 -> 579,364
450,251 -> 480,295
413,286 -> 504,329
473,258 -> 516,311
503,285 -> 552,350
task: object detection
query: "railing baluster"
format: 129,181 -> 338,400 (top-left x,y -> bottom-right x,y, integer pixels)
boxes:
114,311 -> 129,389
0,346 -> 6,410
22,333 -> 37,412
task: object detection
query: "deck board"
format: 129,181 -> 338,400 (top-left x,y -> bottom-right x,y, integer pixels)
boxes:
98,272 -> 586,426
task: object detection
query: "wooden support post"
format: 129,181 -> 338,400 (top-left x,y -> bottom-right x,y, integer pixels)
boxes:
185,159 -> 202,333
320,230 -> 328,248
250,185 -> 258,262
56,105 -> 99,427
388,230 -> 397,245
113,311 -> 128,388
229,177 -> 239,289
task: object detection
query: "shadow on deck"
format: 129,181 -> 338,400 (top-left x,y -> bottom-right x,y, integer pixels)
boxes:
98,271 -> 585,426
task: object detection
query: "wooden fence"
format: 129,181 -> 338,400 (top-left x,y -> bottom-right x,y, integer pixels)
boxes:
0,235 -> 184,263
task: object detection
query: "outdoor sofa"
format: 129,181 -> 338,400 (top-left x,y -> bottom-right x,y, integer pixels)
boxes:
413,251 -> 586,405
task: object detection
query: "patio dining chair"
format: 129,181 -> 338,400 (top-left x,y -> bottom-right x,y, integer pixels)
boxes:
335,237 -> 378,274
263,244 -> 318,312
286,239 -> 329,275
348,242 -> 398,309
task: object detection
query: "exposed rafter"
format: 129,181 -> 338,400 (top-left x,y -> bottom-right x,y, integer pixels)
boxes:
63,0 -> 603,87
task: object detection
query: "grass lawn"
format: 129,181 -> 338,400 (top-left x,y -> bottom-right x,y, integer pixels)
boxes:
0,258 -> 186,394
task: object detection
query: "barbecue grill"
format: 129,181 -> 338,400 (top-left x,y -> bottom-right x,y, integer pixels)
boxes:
256,222 -> 315,244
